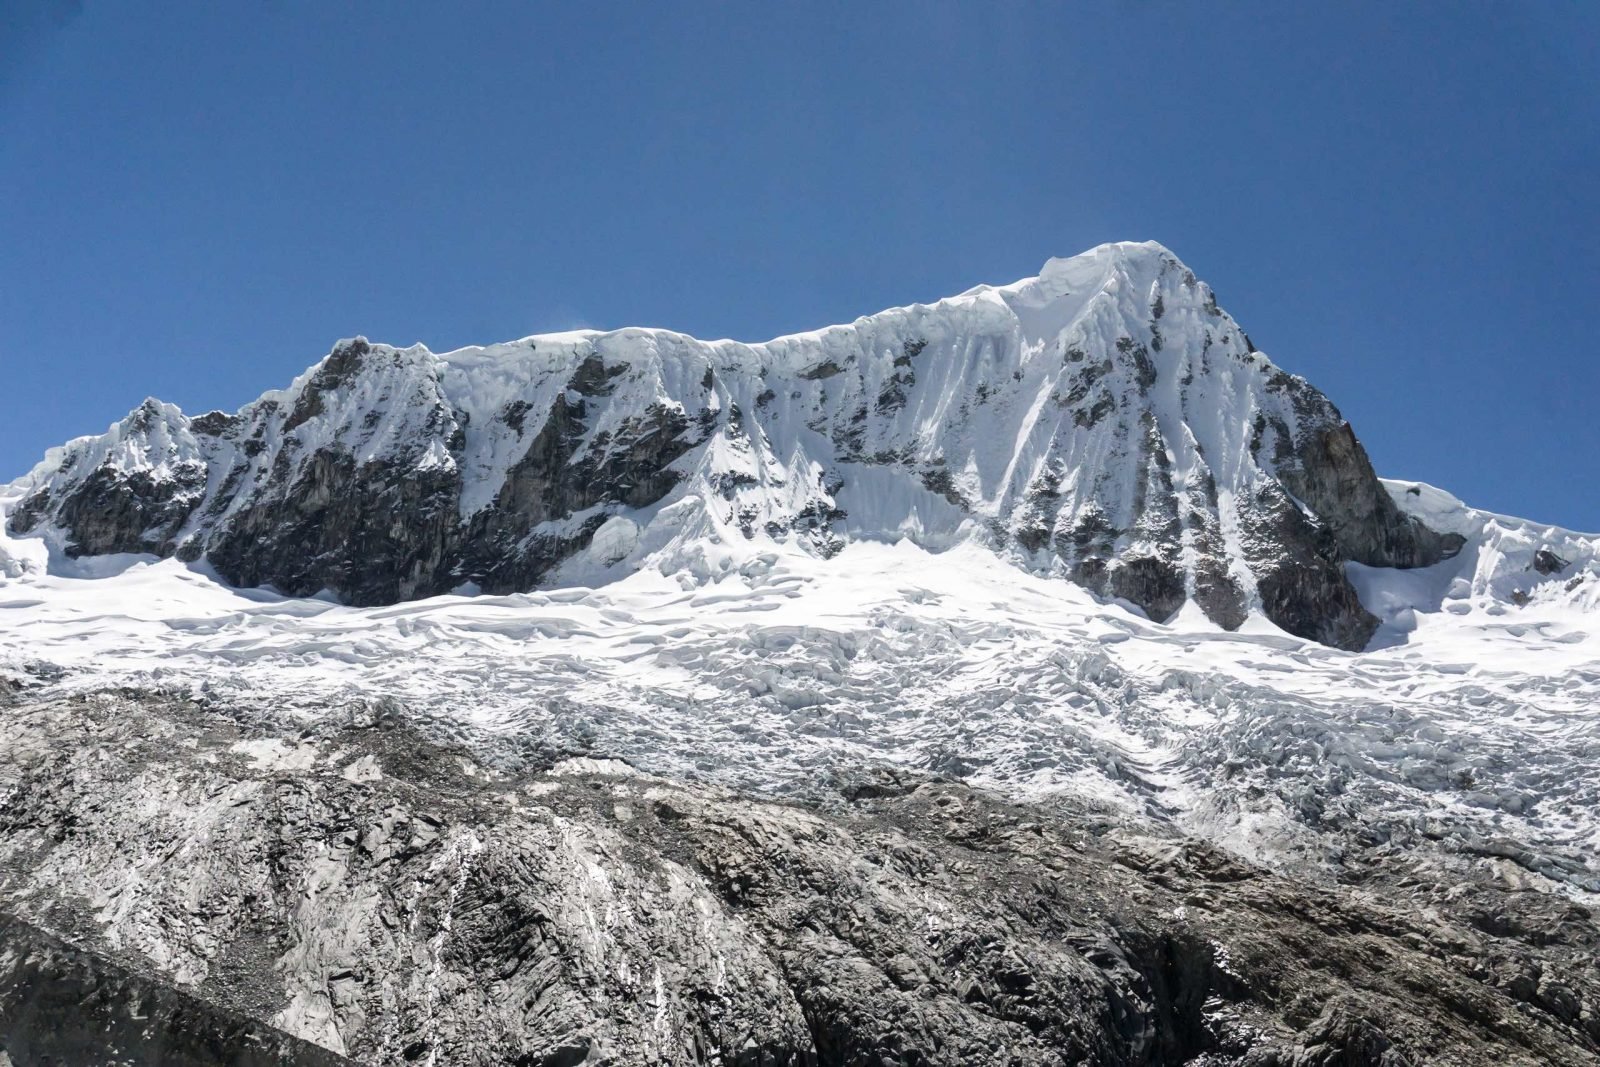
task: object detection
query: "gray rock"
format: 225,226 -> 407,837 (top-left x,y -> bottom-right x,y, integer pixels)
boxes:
0,913 -> 347,1066
0,690 -> 1594,1065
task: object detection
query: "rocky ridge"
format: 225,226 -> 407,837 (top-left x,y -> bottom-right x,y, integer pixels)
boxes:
1,687 -> 1596,1066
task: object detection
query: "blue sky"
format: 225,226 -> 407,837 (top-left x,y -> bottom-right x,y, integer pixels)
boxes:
3,2 -> 1597,527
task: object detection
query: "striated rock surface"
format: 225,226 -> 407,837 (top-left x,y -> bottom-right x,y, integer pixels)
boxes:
1,688 -> 1596,1066
6,242 -> 1460,650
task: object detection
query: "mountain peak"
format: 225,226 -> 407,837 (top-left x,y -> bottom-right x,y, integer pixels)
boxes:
5,243 -> 1462,649
1043,238 -> 1177,271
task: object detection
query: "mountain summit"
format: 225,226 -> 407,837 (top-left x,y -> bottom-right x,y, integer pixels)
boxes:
9,242 -> 1461,649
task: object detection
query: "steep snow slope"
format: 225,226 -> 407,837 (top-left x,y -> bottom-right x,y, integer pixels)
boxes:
7,242 -> 1457,650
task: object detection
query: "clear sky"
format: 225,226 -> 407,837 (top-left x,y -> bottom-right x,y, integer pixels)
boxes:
3,2 -> 1597,528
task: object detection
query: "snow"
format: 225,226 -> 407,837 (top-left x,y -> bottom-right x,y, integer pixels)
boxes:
3,240 -> 1598,894
588,515 -> 641,565
231,737 -> 320,773
4,471 -> 1598,893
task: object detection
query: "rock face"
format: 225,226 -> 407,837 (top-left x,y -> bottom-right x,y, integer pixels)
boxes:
1534,547 -> 1571,576
0,915 -> 346,1067
6,243 -> 1460,648
2,689 -> 1596,1066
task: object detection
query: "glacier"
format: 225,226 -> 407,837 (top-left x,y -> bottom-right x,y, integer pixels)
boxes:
4,238 -> 1598,887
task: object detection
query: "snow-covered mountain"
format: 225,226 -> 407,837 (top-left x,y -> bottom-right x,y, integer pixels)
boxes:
8,241 -> 1461,650
4,242 -> 1600,1064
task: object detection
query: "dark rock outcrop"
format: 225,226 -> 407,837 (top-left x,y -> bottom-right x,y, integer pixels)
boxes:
1534,547 -> 1571,576
202,447 -> 464,603
0,913 -> 348,1066
1278,420 -> 1465,570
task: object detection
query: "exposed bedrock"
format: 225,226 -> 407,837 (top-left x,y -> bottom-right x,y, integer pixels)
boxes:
0,914 -> 346,1067
1279,421 -> 1465,571
0,692 -> 1595,1065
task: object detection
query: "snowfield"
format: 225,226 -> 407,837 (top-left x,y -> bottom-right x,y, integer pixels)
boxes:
3,472 -> 1597,897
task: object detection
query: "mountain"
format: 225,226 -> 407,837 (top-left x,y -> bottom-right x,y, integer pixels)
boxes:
8,242 -> 1461,650
3,243 -> 1599,1065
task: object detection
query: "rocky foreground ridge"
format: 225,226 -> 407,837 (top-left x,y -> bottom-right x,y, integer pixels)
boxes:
1,684 -> 1596,1066
7,242 -> 1461,650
